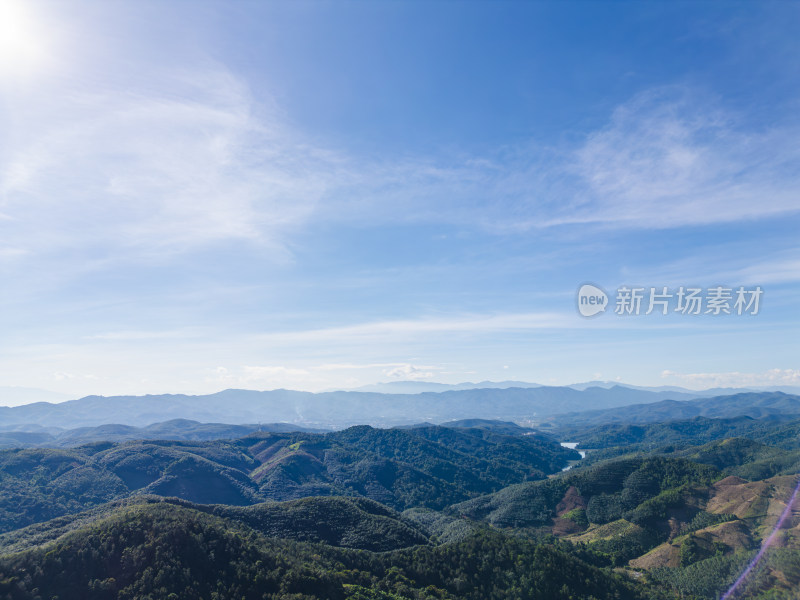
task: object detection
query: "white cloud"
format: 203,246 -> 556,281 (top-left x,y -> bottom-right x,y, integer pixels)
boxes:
196,361 -> 449,392
3,79 -> 797,277
0,65 -> 348,263
0,247 -> 27,261
204,365 -> 313,389
89,329 -> 198,341
244,309 -> 707,351
661,368 -> 800,389
383,364 -> 438,380
51,371 -> 97,381
249,312 -> 574,347
314,86 -> 800,233
736,257 -> 800,285
566,87 -> 800,228
241,365 -> 311,381
316,362 -> 429,371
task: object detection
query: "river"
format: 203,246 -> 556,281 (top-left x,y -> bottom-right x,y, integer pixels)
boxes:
559,442 -> 586,471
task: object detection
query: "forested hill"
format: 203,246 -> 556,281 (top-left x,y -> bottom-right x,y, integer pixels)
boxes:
0,423 -> 576,533
562,414 -> 800,451
0,412 -> 798,599
0,499 -> 651,600
0,419 -> 326,449
0,495 -> 431,556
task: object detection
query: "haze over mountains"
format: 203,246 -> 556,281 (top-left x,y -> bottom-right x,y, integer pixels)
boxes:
549,392 -> 800,428
353,380 -> 800,396
0,420 -> 327,450
2,384 -> 800,434
9,379 -> 799,409
0,384 -> 732,429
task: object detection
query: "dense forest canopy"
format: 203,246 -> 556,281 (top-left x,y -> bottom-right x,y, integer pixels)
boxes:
0,416 -> 797,599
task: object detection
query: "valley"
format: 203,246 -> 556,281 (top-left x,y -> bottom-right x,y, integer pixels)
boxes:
0,389 -> 798,599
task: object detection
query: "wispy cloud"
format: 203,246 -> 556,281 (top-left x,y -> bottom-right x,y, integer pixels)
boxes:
0,65 -> 348,263
552,88 -> 800,228
249,312 -> 574,346
383,363 -> 437,380
3,77 -> 797,275
240,365 -> 311,381
315,362 -> 439,372
616,249 -> 800,294
736,257 -> 800,285
315,86 -> 800,233
203,362 -> 443,390
662,368 -> 800,389
89,329 -> 201,341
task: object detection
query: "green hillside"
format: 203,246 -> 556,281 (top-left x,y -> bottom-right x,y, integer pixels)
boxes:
0,495 -> 429,555
0,414 -> 798,599
564,416 -> 792,449
0,500 -> 651,600
0,424 -> 576,533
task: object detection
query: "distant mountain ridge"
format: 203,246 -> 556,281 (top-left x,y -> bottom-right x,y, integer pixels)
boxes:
0,419 -> 325,449
351,380 -> 545,393
550,391 -> 800,428
0,385 -> 709,429
351,379 -> 800,396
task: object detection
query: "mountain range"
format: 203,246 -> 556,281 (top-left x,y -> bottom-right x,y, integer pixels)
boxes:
550,391 -> 800,428
0,419 -> 326,449
1,414 -> 797,600
0,384 -> 718,429
0,423 -> 576,534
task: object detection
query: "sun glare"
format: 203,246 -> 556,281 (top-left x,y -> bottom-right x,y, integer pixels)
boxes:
0,0 -> 47,77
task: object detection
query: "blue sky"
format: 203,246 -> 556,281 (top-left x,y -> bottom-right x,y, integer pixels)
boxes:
0,0 -> 798,401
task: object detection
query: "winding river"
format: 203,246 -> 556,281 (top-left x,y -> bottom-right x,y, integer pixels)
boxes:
559,442 -> 586,471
